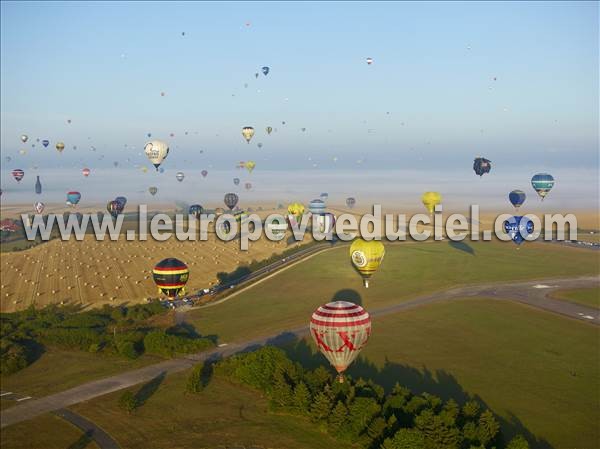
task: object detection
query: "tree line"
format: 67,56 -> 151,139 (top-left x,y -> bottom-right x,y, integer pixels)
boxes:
0,301 -> 214,375
186,346 -> 530,449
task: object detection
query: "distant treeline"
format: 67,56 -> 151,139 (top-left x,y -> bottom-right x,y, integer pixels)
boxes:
188,346 -> 530,449
0,302 -> 214,375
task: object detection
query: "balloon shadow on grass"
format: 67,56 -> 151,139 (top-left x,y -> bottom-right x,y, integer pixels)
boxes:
448,240 -> 475,256
331,289 -> 363,306
134,371 -> 166,407
276,337 -> 553,449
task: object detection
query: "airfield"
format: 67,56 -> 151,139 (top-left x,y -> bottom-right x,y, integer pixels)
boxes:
1,225 -> 598,449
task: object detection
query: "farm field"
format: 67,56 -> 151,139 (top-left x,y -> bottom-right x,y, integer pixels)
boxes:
186,240 -> 599,342
0,229 -> 308,313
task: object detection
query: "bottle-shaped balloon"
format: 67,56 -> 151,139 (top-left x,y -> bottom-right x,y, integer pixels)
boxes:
349,239 -> 385,288
35,176 -> 42,194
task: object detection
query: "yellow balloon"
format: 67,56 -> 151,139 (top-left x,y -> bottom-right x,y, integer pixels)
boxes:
245,160 -> 256,173
242,126 -> 255,143
421,191 -> 442,215
349,239 -> 385,288
287,202 -> 305,220
56,142 -> 65,153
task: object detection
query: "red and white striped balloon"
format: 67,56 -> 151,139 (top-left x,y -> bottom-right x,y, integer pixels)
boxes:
82,168 -> 90,177
310,301 -> 371,380
12,169 -> 24,182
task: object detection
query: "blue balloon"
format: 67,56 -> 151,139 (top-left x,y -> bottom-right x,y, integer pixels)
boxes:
309,199 -> 326,215
531,173 -> 554,200
262,66 -> 270,76
503,216 -> 534,245
66,191 -> 81,206
42,139 -> 49,148
508,190 -> 526,209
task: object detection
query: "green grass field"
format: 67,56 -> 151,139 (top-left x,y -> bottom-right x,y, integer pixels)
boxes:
0,349 -> 163,399
69,372 -> 351,449
0,413 -> 100,449
187,240 -> 598,343
346,298 -> 598,448
551,287 -> 599,309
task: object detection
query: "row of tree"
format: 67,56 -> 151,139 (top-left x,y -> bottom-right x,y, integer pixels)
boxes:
186,346 -> 530,449
0,302 -> 214,375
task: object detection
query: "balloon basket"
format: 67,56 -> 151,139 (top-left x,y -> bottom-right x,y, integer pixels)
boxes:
337,373 -> 345,384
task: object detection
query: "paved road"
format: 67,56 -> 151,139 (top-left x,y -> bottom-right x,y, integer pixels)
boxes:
2,275 -> 597,429
53,409 -> 121,449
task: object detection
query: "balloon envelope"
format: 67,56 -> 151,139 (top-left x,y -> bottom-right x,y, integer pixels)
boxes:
503,216 -> 535,245
42,140 -> 49,148
346,197 -> 356,209
350,239 -> 385,288
176,171 -> 185,182
310,301 -> 371,379
473,157 -> 492,177
421,191 -> 441,214
509,190 -> 526,209
144,140 -> 169,170
531,173 -> 554,200
152,258 -> 189,298
242,127 -> 255,143
12,169 -> 24,182
66,191 -> 81,206
224,192 -> 239,210
33,201 -> 44,214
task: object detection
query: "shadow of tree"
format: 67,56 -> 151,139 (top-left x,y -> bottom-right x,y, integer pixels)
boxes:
276,336 -> 553,449
66,430 -> 94,449
134,371 -> 166,407
448,240 -> 476,256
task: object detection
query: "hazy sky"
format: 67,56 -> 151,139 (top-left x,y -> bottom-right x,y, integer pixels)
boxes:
1,1 -> 598,173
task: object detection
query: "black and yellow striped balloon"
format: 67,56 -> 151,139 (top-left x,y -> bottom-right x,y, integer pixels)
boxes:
152,258 -> 189,298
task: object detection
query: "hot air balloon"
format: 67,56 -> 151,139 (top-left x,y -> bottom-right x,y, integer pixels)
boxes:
152,258 -> 189,298
287,202 -> 305,225
316,212 -> 336,234
320,192 -> 329,200
366,57 -> 374,65
115,196 -> 127,210
12,169 -> 24,182
67,119 -> 72,124
82,168 -> 90,177
266,126 -> 273,135
35,176 -> 42,194
19,149 -> 27,155
20,134 -> 28,143
244,182 -> 252,190
56,142 -> 65,153
144,140 -> 169,170
233,177 -> 240,186
66,191 -> 81,206
189,204 -> 203,218
242,126 -> 255,143
531,173 -> 554,200
509,190 -> 526,210
503,216 -> 534,245
113,161 -> 119,168
42,140 -> 49,148
309,199 -> 326,215
149,186 -> 158,196
257,143 -> 263,149
473,157 -> 492,177
201,170 -> 208,178
224,193 -> 239,210
33,201 -> 45,215
245,161 -> 256,173
346,197 -> 356,209
107,200 -> 122,218
262,66 -> 270,76
421,191 -> 441,215
310,301 -> 371,382
176,171 -> 185,182
350,239 -> 385,288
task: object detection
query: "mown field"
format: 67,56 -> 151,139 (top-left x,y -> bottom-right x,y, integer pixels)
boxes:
69,373 -> 349,449
551,286 -> 599,310
1,413 -> 100,449
186,240 -> 599,342
33,298 -> 596,449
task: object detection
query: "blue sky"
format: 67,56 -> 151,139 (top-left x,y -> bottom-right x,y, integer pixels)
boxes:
1,1 -> 598,172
